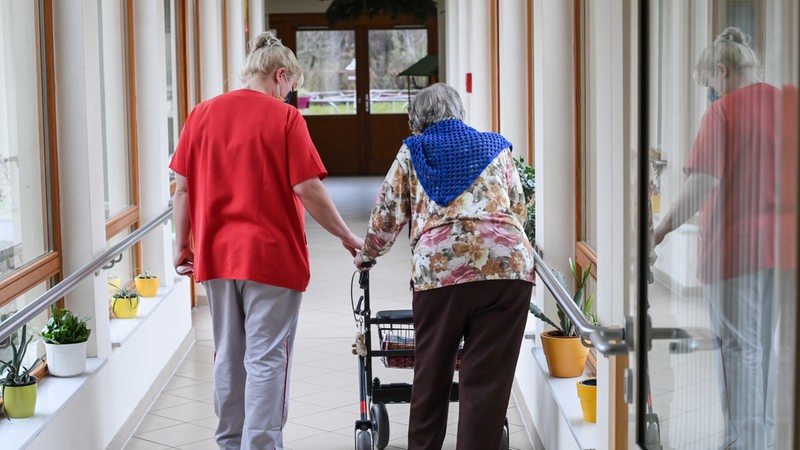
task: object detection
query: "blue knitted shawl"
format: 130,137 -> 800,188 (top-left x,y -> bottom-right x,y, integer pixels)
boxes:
404,119 -> 511,206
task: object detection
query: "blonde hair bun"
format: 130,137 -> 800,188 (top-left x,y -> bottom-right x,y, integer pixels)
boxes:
252,31 -> 282,51
716,27 -> 749,46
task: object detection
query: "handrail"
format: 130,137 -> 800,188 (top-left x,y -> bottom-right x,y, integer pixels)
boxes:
532,250 -> 629,356
0,206 -> 173,344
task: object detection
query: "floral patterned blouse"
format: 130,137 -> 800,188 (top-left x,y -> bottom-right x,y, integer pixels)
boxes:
357,145 -> 535,291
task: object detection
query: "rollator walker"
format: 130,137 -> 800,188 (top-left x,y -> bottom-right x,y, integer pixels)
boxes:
349,269 -> 510,450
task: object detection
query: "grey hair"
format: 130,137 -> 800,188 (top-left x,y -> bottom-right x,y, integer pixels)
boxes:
693,27 -> 761,86
407,83 -> 465,135
241,31 -> 304,89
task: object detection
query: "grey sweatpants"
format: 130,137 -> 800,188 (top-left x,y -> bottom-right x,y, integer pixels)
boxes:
706,270 -> 789,450
204,279 -> 302,450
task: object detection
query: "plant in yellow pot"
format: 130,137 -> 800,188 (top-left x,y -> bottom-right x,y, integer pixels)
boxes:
134,271 -> 159,297
110,284 -> 139,319
1,324 -> 41,419
530,258 -> 597,378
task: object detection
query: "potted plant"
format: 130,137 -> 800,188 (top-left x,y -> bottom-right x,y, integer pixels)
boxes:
530,258 -> 598,377
134,271 -> 159,297
110,284 -> 139,319
0,324 -> 41,418
514,157 -> 535,245
39,305 -> 91,377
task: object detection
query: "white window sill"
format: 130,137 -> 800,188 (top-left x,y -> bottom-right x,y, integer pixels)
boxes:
1,357 -> 107,449
109,287 -> 169,347
530,344 -> 596,450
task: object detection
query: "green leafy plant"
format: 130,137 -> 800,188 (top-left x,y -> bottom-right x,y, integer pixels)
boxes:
514,156 -> 536,245
40,305 -> 91,345
136,271 -> 157,279
530,258 -> 598,337
0,324 -> 41,387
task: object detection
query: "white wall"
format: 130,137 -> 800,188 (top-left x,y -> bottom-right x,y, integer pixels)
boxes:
498,0 -> 530,157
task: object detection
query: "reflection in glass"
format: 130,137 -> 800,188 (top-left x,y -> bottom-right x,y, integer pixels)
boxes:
0,2 -> 49,279
295,30 -> 356,115
368,29 -> 428,115
647,4 -> 797,448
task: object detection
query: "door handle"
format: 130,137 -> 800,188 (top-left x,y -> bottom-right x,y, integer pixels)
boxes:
650,324 -> 721,353
365,93 -> 370,113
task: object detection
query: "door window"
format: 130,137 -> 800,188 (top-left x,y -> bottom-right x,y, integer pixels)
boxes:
295,30 -> 356,115
367,28 -> 429,115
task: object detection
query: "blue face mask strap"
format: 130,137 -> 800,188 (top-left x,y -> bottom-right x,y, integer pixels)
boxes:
708,87 -> 720,103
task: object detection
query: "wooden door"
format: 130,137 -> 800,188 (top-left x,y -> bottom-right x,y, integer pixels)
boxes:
270,13 -> 437,175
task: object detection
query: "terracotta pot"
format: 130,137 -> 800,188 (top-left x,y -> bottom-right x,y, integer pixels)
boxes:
577,377 -> 597,422
540,330 -> 589,378
2,377 -> 37,418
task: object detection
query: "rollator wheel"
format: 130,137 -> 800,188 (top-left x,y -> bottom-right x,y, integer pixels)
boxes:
356,429 -> 373,450
370,403 -> 390,449
498,417 -> 510,450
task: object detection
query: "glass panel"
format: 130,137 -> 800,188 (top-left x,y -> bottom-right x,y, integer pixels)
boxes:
164,0 -> 179,159
645,1 -> 797,448
100,1 -> 133,219
578,5 -> 598,250
368,29 -> 429,115
295,30 -> 356,116
0,282 -> 50,366
0,1 -> 50,279
105,230 -> 136,296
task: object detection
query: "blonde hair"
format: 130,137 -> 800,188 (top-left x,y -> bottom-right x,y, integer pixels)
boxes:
241,31 -> 304,89
693,27 -> 761,86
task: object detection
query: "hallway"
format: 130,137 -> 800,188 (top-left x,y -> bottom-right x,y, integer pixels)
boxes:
124,176 -> 534,450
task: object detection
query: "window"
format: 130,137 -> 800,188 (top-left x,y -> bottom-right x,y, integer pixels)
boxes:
99,1 -> 141,282
0,0 -> 59,369
368,28 -> 429,115
295,30 -> 357,115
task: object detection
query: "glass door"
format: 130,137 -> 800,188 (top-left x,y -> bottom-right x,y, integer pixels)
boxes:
270,13 -> 436,175
638,1 -> 798,449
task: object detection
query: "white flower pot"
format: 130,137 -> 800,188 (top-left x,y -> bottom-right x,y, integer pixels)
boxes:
45,341 -> 87,377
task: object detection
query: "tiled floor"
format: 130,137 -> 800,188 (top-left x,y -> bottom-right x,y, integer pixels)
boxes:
124,177 -> 534,450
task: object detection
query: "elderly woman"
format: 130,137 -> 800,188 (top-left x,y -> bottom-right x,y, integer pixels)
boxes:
354,83 -> 534,450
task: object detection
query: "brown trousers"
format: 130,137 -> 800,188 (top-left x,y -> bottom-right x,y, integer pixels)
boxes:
408,279 -> 532,450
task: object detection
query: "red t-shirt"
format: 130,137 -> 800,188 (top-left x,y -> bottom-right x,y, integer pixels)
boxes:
685,83 -> 795,282
169,89 -> 327,291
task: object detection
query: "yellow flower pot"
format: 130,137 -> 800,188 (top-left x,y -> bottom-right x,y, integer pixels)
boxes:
577,377 -> 597,423
111,296 -> 139,319
135,277 -> 159,297
540,330 -> 589,378
2,378 -> 37,418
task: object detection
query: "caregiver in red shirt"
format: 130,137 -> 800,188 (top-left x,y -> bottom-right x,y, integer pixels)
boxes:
655,27 -> 795,449
170,31 -> 362,450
